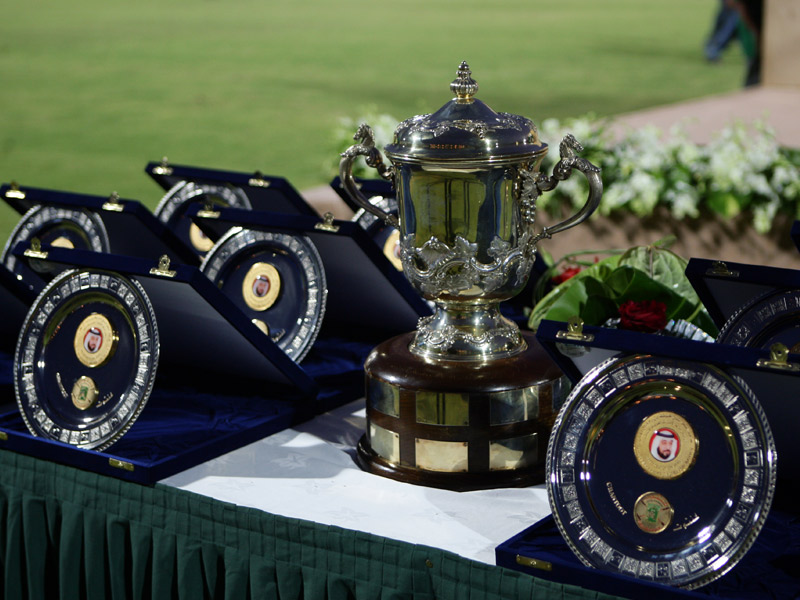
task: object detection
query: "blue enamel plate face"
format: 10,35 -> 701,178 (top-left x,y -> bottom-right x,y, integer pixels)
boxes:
14,270 -> 159,451
200,228 -> 327,363
717,288 -> 800,351
546,355 -> 776,589
1,205 -> 110,290
154,180 -> 251,257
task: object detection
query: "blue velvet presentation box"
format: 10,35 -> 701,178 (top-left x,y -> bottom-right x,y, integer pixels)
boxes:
186,205 -> 432,334
497,509 -> 800,600
328,176 -> 393,214
495,320 -> 800,599
685,257 -> 800,333
1,183 -> 199,269
685,256 -> 800,476
0,243 -> 377,484
145,160 -> 318,216
0,263 -> 36,353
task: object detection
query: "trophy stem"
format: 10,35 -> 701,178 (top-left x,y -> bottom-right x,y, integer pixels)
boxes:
410,302 -> 525,361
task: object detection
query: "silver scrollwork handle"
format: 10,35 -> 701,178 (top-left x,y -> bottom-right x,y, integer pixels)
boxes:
339,124 -> 398,229
520,133 -> 602,244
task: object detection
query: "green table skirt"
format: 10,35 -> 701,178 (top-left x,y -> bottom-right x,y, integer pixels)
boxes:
0,450 -> 615,600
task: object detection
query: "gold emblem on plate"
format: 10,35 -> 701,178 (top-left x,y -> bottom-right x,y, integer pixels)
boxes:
382,229 -> 402,271
71,376 -> 99,410
50,236 -> 75,249
252,318 -> 270,335
73,313 -> 117,368
633,491 -> 674,534
242,262 -> 281,311
189,223 -> 215,253
634,411 -> 697,480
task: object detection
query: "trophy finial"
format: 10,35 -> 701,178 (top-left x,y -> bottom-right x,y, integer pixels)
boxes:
450,61 -> 478,102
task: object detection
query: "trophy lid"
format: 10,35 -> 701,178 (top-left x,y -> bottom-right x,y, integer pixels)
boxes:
384,61 -> 547,166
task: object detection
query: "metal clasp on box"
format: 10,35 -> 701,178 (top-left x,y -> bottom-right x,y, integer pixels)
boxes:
515,554 -> 553,571
5,181 -> 26,200
706,260 -> 739,278
152,156 -> 173,176
314,212 -> 340,233
757,343 -> 800,372
23,238 -> 49,260
150,255 -> 176,278
556,316 -> 594,343
248,171 -> 271,188
109,458 -> 134,472
196,201 -> 220,219
102,191 -> 124,212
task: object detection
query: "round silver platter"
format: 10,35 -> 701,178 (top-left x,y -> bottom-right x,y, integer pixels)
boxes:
546,354 -> 776,589
200,227 -> 326,363
717,288 -> 800,351
352,195 -> 402,271
154,180 -> 251,256
14,269 -> 160,451
1,205 -> 110,287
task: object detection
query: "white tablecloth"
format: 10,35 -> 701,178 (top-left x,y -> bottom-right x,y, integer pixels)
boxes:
162,400 -> 552,565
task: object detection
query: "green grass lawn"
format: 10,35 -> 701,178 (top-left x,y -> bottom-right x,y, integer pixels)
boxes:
0,0 -> 744,240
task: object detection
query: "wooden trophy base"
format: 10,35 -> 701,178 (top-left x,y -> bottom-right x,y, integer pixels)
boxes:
356,331 -> 567,491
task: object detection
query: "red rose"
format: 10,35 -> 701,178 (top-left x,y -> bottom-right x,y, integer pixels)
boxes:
552,265 -> 581,285
618,300 -> 667,333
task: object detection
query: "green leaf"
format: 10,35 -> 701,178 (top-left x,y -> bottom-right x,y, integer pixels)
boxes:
580,295 -> 619,325
538,279 -> 589,325
604,266 -> 674,303
618,244 -> 701,306
528,254 -> 621,330
706,191 -> 742,218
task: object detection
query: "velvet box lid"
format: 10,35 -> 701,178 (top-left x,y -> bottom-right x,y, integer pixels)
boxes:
187,205 -> 432,334
1,183 -> 198,267
0,243 -> 374,484
145,160 -> 317,216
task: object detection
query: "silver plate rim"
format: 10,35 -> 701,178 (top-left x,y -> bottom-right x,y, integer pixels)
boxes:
545,353 -> 777,590
199,226 -> 327,363
13,268 -> 160,451
154,180 -> 252,225
1,204 -> 110,272
716,288 -> 800,348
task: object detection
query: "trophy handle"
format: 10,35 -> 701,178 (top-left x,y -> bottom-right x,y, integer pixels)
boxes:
339,124 -> 399,229
520,133 -> 602,244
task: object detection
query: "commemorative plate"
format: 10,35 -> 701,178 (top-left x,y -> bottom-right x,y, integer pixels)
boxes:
546,354 -> 776,589
1,205 -> 110,287
352,195 -> 402,271
200,227 -> 326,362
716,288 -> 800,351
14,269 -> 159,450
154,180 -> 251,255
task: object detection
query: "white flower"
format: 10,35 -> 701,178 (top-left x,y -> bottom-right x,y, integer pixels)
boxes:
627,171 -> 662,216
753,197 -> 781,233
664,181 -> 700,220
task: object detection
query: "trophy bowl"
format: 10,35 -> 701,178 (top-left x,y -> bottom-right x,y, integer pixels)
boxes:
339,62 -> 602,490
